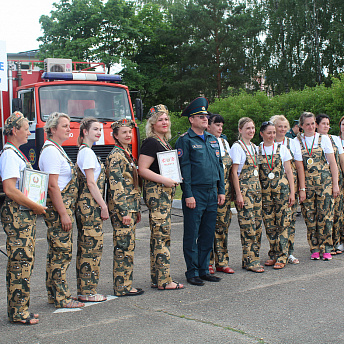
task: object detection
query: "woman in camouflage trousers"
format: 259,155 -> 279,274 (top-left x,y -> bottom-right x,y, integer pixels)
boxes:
230,117 -> 264,273
207,114 -> 234,275
1,112 -> 46,325
138,105 -> 184,290
316,114 -> 344,256
270,115 -> 306,265
258,121 -> 295,269
106,119 -> 144,296
294,112 -> 340,260
39,113 -> 83,308
75,117 -> 109,302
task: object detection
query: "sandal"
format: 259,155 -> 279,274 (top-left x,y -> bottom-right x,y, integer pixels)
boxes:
288,255 -> 300,264
64,300 -> 85,308
118,288 -> 144,296
158,281 -> 184,290
151,284 -> 158,289
336,250 -> 343,255
273,262 -> 285,269
331,250 -> 337,255
209,265 -> 215,274
78,294 -> 107,302
216,266 -> 235,274
247,266 -> 264,273
12,313 -> 39,325
265,259 -> 276,266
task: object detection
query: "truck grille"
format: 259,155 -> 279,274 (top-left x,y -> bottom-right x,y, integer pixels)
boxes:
63,145 -> 115,163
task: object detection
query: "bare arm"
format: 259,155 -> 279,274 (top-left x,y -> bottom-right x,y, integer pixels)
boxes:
3,178 -> 46,214
231,164 -> 244,209
48,174 -> 72,231
326,153 -> 340,198
84,168 -> 109,221
284,160 -> 295,207
295,160 -> 306,203
138,154 -> 178,188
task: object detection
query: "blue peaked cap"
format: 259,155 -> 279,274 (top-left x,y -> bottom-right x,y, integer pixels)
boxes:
181,97 -> 209,117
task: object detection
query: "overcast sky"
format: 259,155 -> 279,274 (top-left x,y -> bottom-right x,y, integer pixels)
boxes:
0,0 -> 56,53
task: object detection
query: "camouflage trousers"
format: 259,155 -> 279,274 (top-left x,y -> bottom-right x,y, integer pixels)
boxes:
331,190 -> 344,249
287,195 -> 298,256
111,212 -> 138,296
1,198 -> 36,322
301,186 -> 334,253
235,188 -> 263,269
262,191 -> 292,264
143,180 -> 174,288
44,201 -> 74,308
210,197 -> 232,267
76,204 -> 103,296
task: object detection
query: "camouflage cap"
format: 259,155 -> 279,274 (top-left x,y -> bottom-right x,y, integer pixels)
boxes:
4,111 -> 26,136
111,118 -> 136,130
147,104 -> 168,118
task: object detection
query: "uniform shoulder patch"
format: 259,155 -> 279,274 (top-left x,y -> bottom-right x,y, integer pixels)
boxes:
180,132 -> 187,137
177,148 -> 183,157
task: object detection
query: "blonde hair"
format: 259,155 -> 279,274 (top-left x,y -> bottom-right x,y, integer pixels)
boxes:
270,115 -> 290,129
145,111 -> 171,140
77,117 -> 99,146
299,111 -> 315,126
44,112 -> 71,138
238,117 -> 254,139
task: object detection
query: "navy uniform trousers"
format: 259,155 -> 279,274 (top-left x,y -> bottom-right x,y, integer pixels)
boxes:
182,185 -> 218,279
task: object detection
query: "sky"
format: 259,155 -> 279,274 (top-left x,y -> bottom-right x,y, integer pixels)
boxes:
0,0 -> 56,53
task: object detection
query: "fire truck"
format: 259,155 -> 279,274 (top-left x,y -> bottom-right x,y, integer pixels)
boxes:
0,57 -> 143,170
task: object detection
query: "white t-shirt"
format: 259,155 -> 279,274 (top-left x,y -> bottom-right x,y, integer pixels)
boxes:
77,146 -> 101,181
275,138 -> 303,162
230,141 -> 259,175
0,145 -> 27,189
217,137 -> 231,157
39,143 -> 72,191
330,135 -> 344,155
259,143 -> 292,172
294,133 -> 333,163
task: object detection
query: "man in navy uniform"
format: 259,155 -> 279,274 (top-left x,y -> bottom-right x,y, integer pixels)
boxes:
175,97 -> 225,286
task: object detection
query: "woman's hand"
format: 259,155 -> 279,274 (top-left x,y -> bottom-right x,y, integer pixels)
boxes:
32,205 -> 47,215
163,177 -> 178,188
235,192 -> 244,209
288,194 -> 295,207
122,215 -> 132,226
299,190 -> 306,203
333,184 -> 340,198
61,214 -> 73,232
100,206 -> 109,221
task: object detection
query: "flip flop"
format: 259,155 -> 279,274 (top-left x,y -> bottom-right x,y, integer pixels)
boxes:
118,288 -> 144,296
78,294 -> 107,302
64,300 -> 85,308
158,281 -> 184,290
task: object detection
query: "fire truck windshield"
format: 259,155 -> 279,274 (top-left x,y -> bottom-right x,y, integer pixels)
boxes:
39,84 -> 132,122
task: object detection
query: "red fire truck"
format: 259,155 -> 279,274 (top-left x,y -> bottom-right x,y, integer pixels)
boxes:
0,57 -> 143,170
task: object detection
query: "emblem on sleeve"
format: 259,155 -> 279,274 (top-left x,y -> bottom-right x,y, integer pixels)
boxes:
177,148 -> 183,157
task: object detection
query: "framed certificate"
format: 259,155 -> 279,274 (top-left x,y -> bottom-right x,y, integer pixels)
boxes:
157,150 -> 183,184
20,168 -> 49,210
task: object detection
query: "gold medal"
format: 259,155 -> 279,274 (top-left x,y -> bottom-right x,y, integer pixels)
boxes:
254,169 -> 258,177
268,172 -> 275,179
307,158 -> 313,165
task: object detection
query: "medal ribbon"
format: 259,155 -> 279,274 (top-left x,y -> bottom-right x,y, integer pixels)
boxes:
6,142 -> 29,162
47,139 -> 72,162
114,144 -> 137,168
154,135 -> 172,150
240,139 -> 257,167
263,143 -> 274,171
81,143 -> 90,148
303,134 -> 315,156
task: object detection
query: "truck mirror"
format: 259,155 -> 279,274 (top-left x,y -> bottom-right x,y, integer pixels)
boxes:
135,98 -> 143,121
12,98 -> 23,113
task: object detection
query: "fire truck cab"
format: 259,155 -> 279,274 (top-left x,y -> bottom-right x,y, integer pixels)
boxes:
1,57 -> 143,169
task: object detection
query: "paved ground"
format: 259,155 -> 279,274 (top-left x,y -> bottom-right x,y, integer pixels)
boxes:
1,204 -> 344,344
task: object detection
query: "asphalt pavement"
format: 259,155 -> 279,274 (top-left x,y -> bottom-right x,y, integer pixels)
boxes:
1,204 -> 344,344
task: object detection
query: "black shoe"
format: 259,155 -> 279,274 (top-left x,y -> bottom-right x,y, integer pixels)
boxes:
187,277 -> 205,286
199,274 -> 221,282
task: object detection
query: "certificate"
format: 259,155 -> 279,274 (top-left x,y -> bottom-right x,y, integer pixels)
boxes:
20,168 -> 49,210
157,150 -> 183,184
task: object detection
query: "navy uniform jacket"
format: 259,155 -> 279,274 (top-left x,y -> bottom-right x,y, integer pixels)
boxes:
285,128 -> 297,139
175,128 -> 225,199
